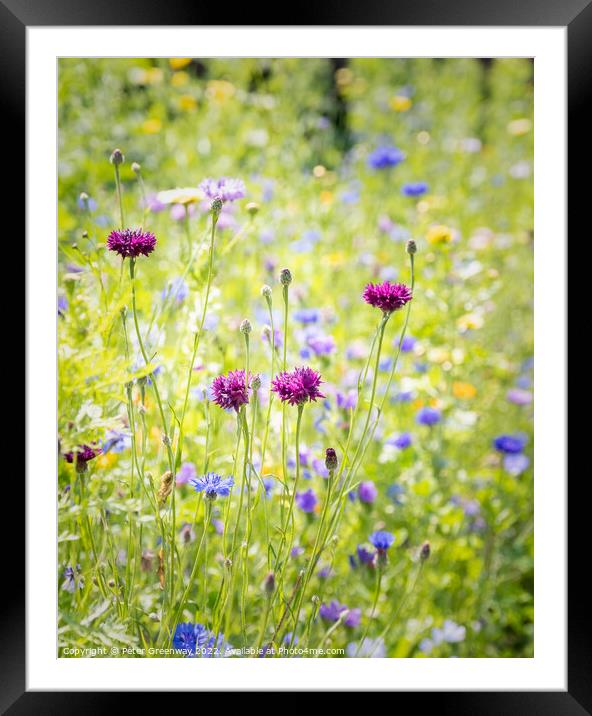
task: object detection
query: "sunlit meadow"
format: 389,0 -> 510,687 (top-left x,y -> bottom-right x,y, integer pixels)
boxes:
58,58 -> 534,658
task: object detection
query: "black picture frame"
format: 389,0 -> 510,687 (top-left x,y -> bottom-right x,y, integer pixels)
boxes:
8,0 -> 584,710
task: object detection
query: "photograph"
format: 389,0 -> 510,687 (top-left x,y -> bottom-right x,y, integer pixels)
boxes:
56,56 -> 535,660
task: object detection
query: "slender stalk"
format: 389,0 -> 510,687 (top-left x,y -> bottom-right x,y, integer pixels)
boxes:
114,164 -> 125,229
369,561 -> 424,657
175,211 -> 218,468
169,500 -> 211,643
272,403 -> 304,627
355,565 -> 383,656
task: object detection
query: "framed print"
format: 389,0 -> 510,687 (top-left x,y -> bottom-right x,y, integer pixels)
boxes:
8,0 -> 585,708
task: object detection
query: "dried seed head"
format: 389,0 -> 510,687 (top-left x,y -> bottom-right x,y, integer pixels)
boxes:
240,319 -> 252,335
279,268 -> 292,286
157,470 -> 174,504
263,571 -> 275,594
110,148 -> 124,166
325,447 -> 338,471
211,197 -> 223,217
420,541 -> 431,561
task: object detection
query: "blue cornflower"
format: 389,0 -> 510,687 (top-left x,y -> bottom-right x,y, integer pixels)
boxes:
293,308 -> 320,325
295,488 -> 318,513
101,430 -> 132,454
172,622 -> 231,658
387,432 -> 413,450
387,484 -> 405,505
357,545 -> 376,566
401,182 -> 429,197
367,145 -> 405,170
189,472 -> 234,500
162,277 -> 189,304
369,530 -> 395,552
416,406 -> 442,426
493,434 -> 527,454
503,453 -> 530,475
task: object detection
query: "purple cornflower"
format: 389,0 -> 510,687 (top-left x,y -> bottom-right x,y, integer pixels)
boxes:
396,335 -> 417,352
388,432 -> 413,449
305,333 -> 336,357
401,182 -> 429,197
319,601 -> 361,628
63,444 -> 100,470
357,545 -> 376,567
506,388 -> 533,406
271,366 -> 325,406
176,462 -> 197,486
106,228 -> 156,258
493,434 -> 527,454
295,489 -> 318,513
367,145 -> 405,170
172,623 -> 231,658
369,530 -> 395,553
503,453 -> 530,475
363,281 -> 412,314
189,472 -> 234,500
293,308 -> 320,325
211,370 -> 256,412
358,481 -> 378,504
416,406 -> 442,426
199,177 -> 246,203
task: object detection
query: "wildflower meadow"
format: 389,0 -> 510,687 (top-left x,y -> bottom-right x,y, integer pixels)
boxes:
58,58 -> 534,659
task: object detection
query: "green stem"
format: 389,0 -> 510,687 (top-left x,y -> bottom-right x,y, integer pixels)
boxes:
169,501 -> 211,644
175,213 -> 218,469
355,565 -> 383,656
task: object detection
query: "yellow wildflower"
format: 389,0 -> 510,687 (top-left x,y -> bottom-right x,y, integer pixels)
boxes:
169,58 -> 192,70
452,381 -> 477,399
390,95 -> 412,112
426,224 -> 453,245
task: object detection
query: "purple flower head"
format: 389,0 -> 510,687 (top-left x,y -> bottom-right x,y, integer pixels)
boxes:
506,388 -> 533,406
336,390 -> 357,411
64,444 -> 100,465
189,472 -> 234,500
358,481 -> 378,504
388,432 -> 413,449
305,333 -> 336,357
176,461 -> 197,486
503,453 -> 530,475
401,182 -> 429,197
367,145 -> 405,170
357,545 -> 376,567
199,177 -> 246,203
319,601 -> 361,628
493,434 -> 527,454
416,406 -> 442,426
369,530 -> 395,552
106,228 -> 156,258
271,366 -> 325,406
363,281 -> 413,314
396,335 -> 417,352
211,370 -> 257,412
293,308 -> 320,325
295,488 -> 318,513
